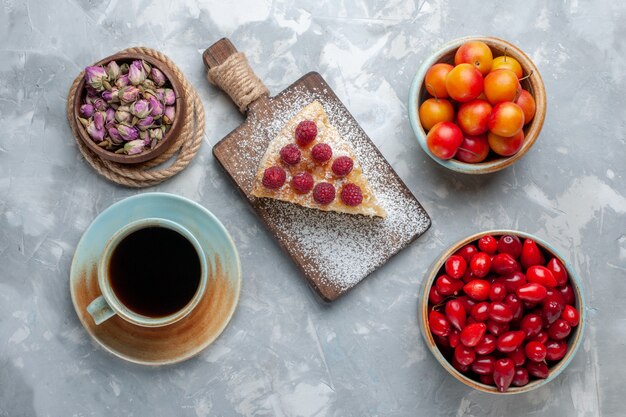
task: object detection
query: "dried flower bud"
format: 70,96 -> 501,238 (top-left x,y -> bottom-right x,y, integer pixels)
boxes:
101,89 -> 119,103
107,126 -> 123,143
130,99 -> 152,119
163,106 -> 175,124
149,127 -> 164,141
155,88 -> 165,102
142,60 -> 152,75
115,108 -> 132,124
106,61 -> 121,80
116,124 -> 139,141
84,66 -> 109,92
163,88 -> 176,106
149,96 -> 163,117
115,74 -> 129,88
105,108 -> 115,123
136,116 -> 154,131
150,68 -> 166,87
128,60 -> 147,86
102,79 -> 113,91
124,139 -> 145,155
119,63 -> 129,74
93,98 -> 107,111
93,111 -> 106,130
119,86 -> 140,103
85,85 -> 100,98
86,121 -> 105,142
79,104 -> 95,118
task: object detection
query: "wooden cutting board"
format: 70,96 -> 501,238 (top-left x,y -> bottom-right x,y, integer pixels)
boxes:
204,38 -> 431,301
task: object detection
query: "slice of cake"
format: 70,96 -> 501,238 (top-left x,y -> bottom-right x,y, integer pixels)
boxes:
251,100 -> 386,218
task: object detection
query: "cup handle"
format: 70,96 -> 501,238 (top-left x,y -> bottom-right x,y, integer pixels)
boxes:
86,295 -> 116,325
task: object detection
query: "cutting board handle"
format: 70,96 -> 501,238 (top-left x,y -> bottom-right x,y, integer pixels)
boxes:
203,38 -> 269,113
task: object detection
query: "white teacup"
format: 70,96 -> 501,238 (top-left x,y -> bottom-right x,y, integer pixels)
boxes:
87,218 -> 208,327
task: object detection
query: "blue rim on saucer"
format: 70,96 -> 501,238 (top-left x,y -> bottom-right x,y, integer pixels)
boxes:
70,192 -> 241,365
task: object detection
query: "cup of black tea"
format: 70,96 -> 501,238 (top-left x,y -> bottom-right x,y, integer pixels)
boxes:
86,218 -> 208,327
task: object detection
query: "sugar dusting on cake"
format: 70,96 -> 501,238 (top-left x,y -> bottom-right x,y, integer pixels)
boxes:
223,84 -> 431,295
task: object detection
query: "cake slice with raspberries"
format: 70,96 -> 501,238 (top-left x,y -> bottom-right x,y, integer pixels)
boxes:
251,100 -> 386,218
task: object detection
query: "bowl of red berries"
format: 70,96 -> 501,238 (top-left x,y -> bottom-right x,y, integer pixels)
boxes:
420,230 -> 585,394
409,37 -> 546,174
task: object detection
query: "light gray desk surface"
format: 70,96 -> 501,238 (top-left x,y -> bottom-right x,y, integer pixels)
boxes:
1,1 -> 624,416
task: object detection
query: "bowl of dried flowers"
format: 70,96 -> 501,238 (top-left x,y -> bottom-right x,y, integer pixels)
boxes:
72,52 -> 185,164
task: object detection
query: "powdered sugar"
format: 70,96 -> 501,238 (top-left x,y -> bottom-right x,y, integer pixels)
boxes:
215,81 -> 430,297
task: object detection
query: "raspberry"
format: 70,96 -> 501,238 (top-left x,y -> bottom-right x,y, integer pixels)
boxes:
331,156 -> 353,176
291,172 -> 314,194
295,120 -> 317,146
262,166 -> 286,189
313,182 -> 335,205
311,143 -> 332,163
280,143 -> 301,165
340,183 -> 363,206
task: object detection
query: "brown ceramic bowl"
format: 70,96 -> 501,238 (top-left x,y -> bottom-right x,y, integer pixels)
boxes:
409,36 -> 546,174
72,51 -> 185,164
419,230 -> 586,394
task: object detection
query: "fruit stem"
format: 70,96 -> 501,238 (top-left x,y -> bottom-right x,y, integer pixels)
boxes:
457,147 -> 480,157
519,70 -> 534,82
503,47 -> 508,62
431,294 -> 458,311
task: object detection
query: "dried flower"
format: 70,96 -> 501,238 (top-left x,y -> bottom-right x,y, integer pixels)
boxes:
117,124 -> 139,141
93,98 -> 107,111
115,74 -> 129,88
130,99 -> 151,119
124,139 -> 145,155
115,107 -> 132,124
155,88 -> 165,102
80,104 -> 94,118
84,66 -> 109,91
86,121 -> 105,142
85,85 -> 100,98
106,61 -> 121,81
142,79 -> 156,90
101,89 -> 119,103
93,111 -> 106,130
149,127 -> 163,142
119,86 -> 140,103
120,63 -> 129,74
163,106 -> 175,124
105,108 -> 115,123
107,126 -> 122,143
142,60 -> 152,74
128,60 -> 147,85
136,116 -> 154,131
163,88 -> 176,106
149,96 -> 163,117
150,68 -> 166,87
